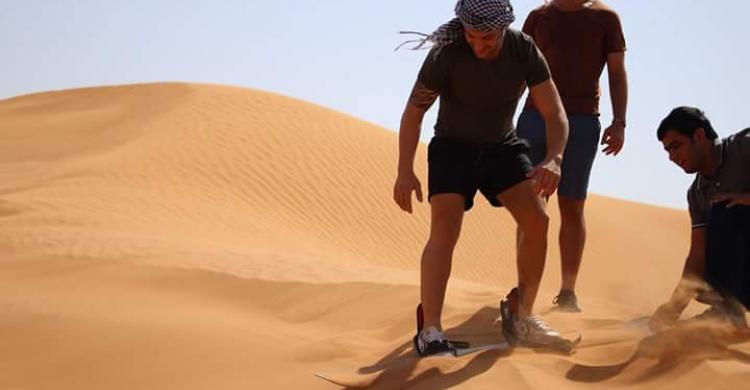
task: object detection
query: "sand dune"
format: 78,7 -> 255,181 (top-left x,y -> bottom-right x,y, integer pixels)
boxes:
0,83 -> 747,389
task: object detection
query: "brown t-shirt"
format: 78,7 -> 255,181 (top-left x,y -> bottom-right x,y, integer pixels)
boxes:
522,2 -> 626,115
418,29 -> 550,144
688,128 -> 750,228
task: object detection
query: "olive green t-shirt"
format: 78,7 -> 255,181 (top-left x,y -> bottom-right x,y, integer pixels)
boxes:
418,28 -> 551,144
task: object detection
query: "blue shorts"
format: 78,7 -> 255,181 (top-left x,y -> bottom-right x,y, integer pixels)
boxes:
516,111 -> 601,200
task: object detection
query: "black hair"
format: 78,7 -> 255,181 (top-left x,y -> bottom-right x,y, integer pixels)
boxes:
657,106 -> 718,141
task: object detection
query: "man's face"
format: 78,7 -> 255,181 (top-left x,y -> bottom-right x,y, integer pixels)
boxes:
661,129 -> 707,174
464,27 -> 504,60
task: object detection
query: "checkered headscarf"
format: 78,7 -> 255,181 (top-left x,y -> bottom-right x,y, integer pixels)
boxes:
397,0 -> 515,56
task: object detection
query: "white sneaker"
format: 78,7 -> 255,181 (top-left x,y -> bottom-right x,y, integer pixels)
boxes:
500,287 -> 580,352
513,315 -> 563,345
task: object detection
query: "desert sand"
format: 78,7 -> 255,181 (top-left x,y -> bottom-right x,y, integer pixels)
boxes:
0,83 -> 748,389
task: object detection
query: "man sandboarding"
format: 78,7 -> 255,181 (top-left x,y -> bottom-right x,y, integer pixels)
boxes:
394,0 -> 580,357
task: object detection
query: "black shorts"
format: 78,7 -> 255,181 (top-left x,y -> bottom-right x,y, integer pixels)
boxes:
428,136 -> 534,211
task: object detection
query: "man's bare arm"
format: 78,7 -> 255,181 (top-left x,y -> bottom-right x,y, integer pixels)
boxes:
669,227 -> 708,310
528,79 -> 568,163
682,227 -> 707,280
393,81 -> 438,213
526,79 -> 568,197
601,51 -> 628,155
650,228 -> 707,329
606,51 -> 628,125
398,81 -> 438,174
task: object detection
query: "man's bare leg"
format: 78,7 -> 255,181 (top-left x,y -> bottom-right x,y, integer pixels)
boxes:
498,180 -> 550,318
420,193 -> 465,330
558,196 -> 586,292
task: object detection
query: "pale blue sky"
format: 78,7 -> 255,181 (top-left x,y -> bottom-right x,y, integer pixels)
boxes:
2,1 -> 748,209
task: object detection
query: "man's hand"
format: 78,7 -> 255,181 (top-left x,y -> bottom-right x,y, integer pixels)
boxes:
527,157 -> 561,198
393,171 -> 423,213
648,301 -> 682,331
601,121 -> 625,156
711,193 -> 750,208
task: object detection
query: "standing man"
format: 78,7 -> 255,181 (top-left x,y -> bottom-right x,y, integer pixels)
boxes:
517,0 -> 628,311
394,0 -> 576,357
650,107 -> 750,330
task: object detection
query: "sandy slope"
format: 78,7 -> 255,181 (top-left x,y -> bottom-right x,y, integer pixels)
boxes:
0,83 -> 747,389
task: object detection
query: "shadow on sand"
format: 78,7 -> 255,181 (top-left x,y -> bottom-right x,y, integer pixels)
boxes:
341,306 -> 508,389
